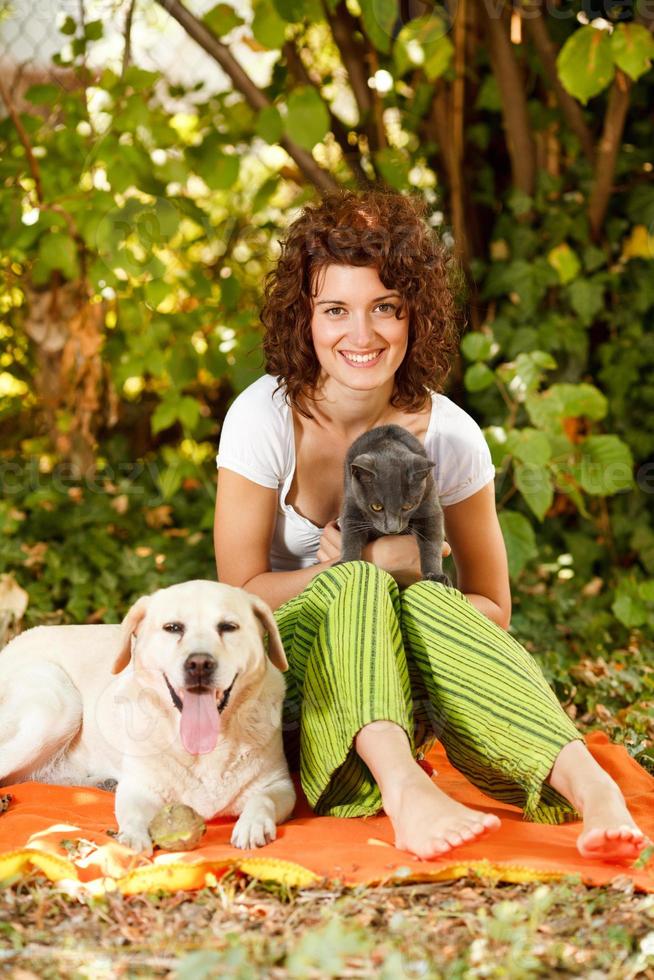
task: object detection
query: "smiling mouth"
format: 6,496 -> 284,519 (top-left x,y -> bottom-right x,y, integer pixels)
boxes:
164,673 -> 238,714
339,349 -> 384,366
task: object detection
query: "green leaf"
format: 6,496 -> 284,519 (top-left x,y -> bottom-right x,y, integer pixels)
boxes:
526,382 -> 607,432
151,398 -> 180,435
497,351 -> 557,400
60,15 -> 77,35
612,584 -> 648,628
203,3 -> 244,35
547,243 -> 581,285
484,426 -> 510,468
610,23 -> 654,82
285,87 -> 330,150
219,275 -> 241,311
25,84 -> 62,106
514,463 -> 554,522
359,0 -> 398,54
424,34 -> 454,82
144,278 -> 171,309
482,259 -> 555,316
256,104 -> 283,144
557,26 -> 615,104
210,153 -> 240,190
498,511 -> 537,579
178,397 -> 201,430
84,20 -> 103,40
272,0 -> 322,22
464,362 -> 495,392
461,331 -> 494,362
579,435 -> 634,495
475,74 -> 502,112
373,147 -> 411,189
566,278 -> 605,324
37,232 -> 80,280
193,147 -> 240,190
506,428 -> 552,466
252,0 -> 287,48
394,15 -> 450,77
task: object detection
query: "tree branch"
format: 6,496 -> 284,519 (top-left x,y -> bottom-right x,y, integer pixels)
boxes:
155,0 -> 338,194
477,0 -> 536,196
451,0 -> 469,266
121,0 -> 138,78
322,0 -> 381,151
0,75 -> 43,201
588,69 -> 632,241
282,39 -> 373,188
522,0 -> 595,165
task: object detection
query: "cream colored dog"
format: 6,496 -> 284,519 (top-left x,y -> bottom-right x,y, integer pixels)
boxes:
0,580 -> 296,854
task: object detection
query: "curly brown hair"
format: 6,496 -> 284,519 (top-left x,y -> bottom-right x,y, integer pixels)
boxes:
261,188 -> 462,416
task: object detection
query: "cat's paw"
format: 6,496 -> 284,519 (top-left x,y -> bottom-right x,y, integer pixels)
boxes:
423,572 -> 452,587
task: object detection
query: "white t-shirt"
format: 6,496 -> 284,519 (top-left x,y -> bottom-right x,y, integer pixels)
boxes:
216,374 -> 495,572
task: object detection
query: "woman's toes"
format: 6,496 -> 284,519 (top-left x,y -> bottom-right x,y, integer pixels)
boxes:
483,814 -> 501,831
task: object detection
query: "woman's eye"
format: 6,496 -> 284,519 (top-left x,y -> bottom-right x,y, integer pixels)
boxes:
326,306 -> 345,316
163,622 -> 184,634
370,503 -> 384,513
376,303 -> 397,313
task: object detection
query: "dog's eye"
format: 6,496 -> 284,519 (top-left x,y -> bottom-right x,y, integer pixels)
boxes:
163,622 -> 185,634
217,621 -> 239,635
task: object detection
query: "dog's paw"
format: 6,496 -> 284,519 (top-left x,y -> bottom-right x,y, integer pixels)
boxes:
423,572 -> 452,587
231,814 -> 277,849
116,829 -> 154,856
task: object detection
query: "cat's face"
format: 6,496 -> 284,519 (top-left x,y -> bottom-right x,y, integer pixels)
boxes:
350,456 -> 432,535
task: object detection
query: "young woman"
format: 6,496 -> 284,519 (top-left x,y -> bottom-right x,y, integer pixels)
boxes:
214,190 -> 647,862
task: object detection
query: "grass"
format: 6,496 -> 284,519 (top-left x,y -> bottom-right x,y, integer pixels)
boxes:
2,872 -> 654,978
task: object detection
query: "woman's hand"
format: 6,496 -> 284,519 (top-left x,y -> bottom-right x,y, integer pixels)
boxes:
364,535 -> 451,571
316,520 -> 342,564
316,522 -> 452,580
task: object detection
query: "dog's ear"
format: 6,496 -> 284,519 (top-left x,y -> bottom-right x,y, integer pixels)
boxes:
112,595 -> 150,674
249,595 -> 288,672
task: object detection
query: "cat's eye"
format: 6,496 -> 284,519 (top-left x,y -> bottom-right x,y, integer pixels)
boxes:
369,503 -> 384,512
401,502 -> 415,511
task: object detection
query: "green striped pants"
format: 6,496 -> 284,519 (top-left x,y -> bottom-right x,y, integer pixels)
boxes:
274,561 -> 581,824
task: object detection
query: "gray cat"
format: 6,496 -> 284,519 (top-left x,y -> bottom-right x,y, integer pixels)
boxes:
338,424 -> 451,585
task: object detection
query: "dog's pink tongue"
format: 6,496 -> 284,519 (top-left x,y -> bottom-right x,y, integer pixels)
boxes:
180,691 -> 221,755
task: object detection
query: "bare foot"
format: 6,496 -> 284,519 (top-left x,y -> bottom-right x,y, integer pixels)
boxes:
382,762 -> 500,860
577,781 -> 649,862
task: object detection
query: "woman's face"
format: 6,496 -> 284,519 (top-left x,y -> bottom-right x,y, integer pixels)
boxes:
310,264 -> 409,393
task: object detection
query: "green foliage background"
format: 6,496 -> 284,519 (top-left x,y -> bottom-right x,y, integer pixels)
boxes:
0,0 -> 652,754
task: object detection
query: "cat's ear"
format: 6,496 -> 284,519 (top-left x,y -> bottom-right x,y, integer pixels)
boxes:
411,457 -> 436,481
351,453 -> 376,483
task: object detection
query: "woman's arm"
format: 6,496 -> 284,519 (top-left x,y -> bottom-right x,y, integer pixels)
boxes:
214,469 -> 334,610
443,482 -> 512,630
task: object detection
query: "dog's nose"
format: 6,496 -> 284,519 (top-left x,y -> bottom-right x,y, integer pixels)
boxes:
184,653 -> 216,687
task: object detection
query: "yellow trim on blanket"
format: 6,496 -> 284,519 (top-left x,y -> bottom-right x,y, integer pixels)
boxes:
117,856 -> 320,895
0,848 -> 650,894
370,859 -> 568,887
0,848 -> 77,883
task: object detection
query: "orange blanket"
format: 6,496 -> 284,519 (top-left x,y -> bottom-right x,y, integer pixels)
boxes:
0,732 -> 652,895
